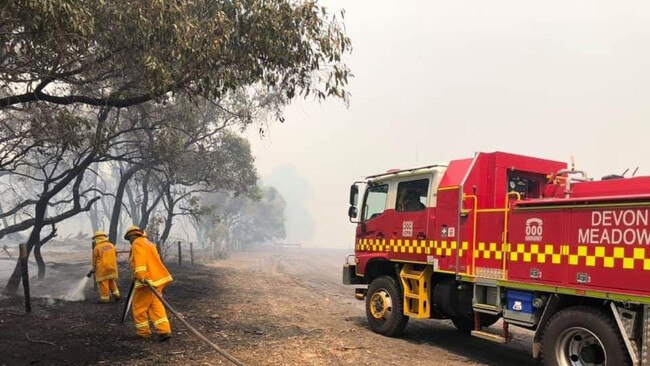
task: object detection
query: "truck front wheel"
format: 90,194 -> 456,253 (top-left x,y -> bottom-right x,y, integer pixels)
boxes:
365,275 -> 409,337
540,306 -> 630,366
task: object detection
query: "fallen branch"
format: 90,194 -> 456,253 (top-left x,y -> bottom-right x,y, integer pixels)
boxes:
70,322 -> 88,329
340,345 -> 365,351
0,311 -> 22,316
25,333 -> 57,347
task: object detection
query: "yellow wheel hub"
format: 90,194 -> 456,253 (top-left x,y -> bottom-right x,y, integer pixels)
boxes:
369,290 -> 392,320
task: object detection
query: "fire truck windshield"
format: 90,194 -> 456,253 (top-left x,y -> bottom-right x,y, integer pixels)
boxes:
363,184 -> 388,221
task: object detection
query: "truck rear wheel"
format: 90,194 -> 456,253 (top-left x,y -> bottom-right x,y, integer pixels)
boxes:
365,275 -> 409,337
540,306 -> 630,366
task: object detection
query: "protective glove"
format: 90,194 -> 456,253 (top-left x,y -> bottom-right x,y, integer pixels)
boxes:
139,278 -> 154,287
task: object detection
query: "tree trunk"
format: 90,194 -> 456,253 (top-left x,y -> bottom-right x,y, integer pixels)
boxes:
88,163 -> 101,232
34,243 -> 45,279
159,208 -> 174,248
137,170 -> 150,228
34,225 -> 58,280
99,194 -> 112,230
193,224 -> 206,262
125,179 -> 140,225
5,157 -> 96,290
109,166 -> 139,243
0,201 -> 10,230
139,202 -> 159,232
159,188 -> 175,248
89,205 -> 100,233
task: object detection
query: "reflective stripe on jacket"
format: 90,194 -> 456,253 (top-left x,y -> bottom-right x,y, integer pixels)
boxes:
130,237 -> 173,288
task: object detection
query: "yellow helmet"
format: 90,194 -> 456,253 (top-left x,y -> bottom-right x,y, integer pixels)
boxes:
92,230 -> 107,239
123,225 -> 143,240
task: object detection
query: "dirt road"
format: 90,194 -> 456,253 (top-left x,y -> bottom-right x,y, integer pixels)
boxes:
222,247 -> 536,366
0,247 -> 537,365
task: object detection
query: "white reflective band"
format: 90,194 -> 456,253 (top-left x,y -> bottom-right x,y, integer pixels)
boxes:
153,317 -> 169,326
151,276 -> 173,287
135,322 -> 149,329
134,266 -> 147,273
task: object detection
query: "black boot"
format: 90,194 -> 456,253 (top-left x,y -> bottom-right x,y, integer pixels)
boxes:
157,333 -> 171,342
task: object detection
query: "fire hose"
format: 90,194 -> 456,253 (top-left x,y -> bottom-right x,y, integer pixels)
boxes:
145,284 -> 246,366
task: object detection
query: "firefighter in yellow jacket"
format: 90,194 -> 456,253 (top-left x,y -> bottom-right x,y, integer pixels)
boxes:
124,225 -> 173,341
92,231 -> 120,302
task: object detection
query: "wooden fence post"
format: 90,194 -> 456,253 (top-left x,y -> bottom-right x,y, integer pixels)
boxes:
177,241 -> 182,266
190,242 -> 194,266
19,244 -> 31,314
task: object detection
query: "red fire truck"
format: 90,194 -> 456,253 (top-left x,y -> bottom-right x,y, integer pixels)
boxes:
343,151 -> 650,366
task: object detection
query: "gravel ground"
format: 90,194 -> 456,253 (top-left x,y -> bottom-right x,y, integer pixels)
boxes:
0,247 -> 537,365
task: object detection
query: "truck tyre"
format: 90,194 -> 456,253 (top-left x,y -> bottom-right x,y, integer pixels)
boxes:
365,275 -> 409,337
540,306 -> 630,366
451,313 -> 500,334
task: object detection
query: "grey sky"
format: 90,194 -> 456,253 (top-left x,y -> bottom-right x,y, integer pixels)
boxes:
246,0 -> 650,248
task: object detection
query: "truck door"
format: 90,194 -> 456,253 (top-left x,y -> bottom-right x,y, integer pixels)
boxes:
357,183 -> 391,249
392,178 -> 430,247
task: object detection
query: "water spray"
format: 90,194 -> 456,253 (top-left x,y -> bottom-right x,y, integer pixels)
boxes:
63,275 -> 90,302
60,268 -> 94,302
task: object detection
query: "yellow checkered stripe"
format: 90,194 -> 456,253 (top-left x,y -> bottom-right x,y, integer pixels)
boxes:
506,244 -> 650,271
355,239 -> 468,256
509,244 -> 563,264
434,240 -> 469,257
474,242 -> 508,260
356,238 -> 650,271
566,246 -> 650,270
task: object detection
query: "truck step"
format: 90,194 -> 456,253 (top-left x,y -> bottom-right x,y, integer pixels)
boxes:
473,303 -> 499,313
354,288 -> 366,300
471,330 -> 510,344
399,264 -> 433,318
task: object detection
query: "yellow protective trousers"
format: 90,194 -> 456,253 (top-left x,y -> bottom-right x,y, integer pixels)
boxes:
132,285 -> 171,337
98,279 -> 120,302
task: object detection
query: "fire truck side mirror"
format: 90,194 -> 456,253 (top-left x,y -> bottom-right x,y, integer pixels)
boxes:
349,184 -> 359,206
348,205 -> 358,219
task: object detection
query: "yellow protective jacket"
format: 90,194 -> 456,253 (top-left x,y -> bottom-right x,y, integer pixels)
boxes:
93,239 -> 118,282
130,237 -> 173,289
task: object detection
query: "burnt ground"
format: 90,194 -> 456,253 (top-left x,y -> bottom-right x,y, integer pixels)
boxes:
0,248 -> 537,365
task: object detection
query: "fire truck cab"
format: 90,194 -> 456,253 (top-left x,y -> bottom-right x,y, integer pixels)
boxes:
344,151 -> 650,366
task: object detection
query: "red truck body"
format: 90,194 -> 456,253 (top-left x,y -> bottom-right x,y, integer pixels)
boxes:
345,151 -> 650,366
354,151 -> 650,301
